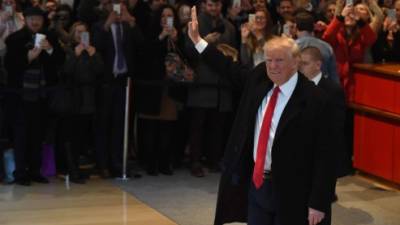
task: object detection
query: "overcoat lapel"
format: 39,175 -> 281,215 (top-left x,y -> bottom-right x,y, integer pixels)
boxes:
274,75 -> 308,141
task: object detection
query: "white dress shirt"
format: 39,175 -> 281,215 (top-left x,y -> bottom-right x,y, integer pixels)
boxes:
111,23 -> 128,76
253,73 -> 298,171
310,72 -> 322,86
194,39 -> 298,171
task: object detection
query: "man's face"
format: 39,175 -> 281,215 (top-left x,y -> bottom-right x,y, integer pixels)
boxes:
265,46 -> 298,85
278,1 -> 294,18
205,0 -> 222,18
26,15 -> 44,33
178,5 -> 191,25
326,4 -> 336,21
45,1 -> 57,12
252,0 -> 266,11
299,53 -> 321,80
150,0 -> 167,11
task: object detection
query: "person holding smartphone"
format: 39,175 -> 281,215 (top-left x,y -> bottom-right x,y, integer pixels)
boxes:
240,9 -> 274,68
4,7 -> 64,186
56,22 -> 103,183
0,0 -> 24,70
322,0 -> 377,102
371,0 -> 400,62
91,1 -> 144,178
184,0 -> 237,178
137,5 -> 183,176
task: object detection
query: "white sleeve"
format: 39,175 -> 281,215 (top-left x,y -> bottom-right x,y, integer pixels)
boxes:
195,39 -> 208,53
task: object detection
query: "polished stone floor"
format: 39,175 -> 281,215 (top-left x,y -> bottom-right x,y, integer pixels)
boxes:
116,170 -> 400,225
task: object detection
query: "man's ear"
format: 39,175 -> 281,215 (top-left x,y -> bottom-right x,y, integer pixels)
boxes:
317,60 -> 322,69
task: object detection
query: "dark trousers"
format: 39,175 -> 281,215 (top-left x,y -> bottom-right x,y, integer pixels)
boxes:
139,118 -> 175,171
188,107 -> 227,167
344,107 -> 354,173
56,114 -> 93,174
248,178 -> 280,225
95,78 -> 126,173
6,97 -> 46,178
248,178 -> 333,225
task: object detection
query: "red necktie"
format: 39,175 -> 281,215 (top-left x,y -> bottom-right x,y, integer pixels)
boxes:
253,87 -> 280,189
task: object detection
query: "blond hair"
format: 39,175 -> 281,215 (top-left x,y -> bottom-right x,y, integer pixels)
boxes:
263,36 -> 300,59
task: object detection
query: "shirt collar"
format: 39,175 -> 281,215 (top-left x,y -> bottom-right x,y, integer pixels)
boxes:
275,72 -> 298,97
311,72 -> 322,85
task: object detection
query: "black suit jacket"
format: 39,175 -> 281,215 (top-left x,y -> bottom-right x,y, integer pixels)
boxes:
91,21 -> 144,82
196,45 -> 337,225
4,27 -> 65,89
318,76 -> 348,178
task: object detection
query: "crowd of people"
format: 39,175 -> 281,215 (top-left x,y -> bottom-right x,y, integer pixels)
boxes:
0,0 -> 399,186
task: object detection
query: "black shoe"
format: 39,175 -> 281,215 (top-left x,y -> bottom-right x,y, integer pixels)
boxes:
191,165 -> 205,178
146,169 -> 159,176
31,175 -> 49,184
110,170 -> 132,178
208,164 -> 221,173
159,167 -> 173,176
15,177 -> 31,186
70,174 -> 86,184
99,169 -> 111,179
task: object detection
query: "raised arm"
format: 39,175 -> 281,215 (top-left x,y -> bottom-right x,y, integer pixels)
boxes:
187,6 -> 251,89
367,0 -> 384,34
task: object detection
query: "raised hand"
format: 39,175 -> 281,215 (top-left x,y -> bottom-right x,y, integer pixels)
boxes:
188,6 -> 201,44
27,47 -> 42,63
341,4 -> 354,17
75,43 -> 85,57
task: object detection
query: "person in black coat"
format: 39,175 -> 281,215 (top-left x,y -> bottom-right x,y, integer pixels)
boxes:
187,7 -> 336,225
4,7 -> 64,186
299,46 -> 348,225
136,5 -> 185,176
91,2 -> 144,178
56,21 -> 104,184
371,16 -> 400,63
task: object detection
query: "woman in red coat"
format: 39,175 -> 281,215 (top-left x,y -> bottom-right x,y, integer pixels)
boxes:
322,0 -> 377,101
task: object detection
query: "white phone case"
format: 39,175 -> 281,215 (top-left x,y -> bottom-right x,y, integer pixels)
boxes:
35,33 -> 46,48
249,14 -> 255,23
81,32 -> 90,47
167,17 -> 174,28
233,0 -> 241,7
113,4 -> 121,15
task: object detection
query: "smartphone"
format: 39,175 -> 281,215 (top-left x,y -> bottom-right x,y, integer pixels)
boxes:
346,0 -> 353,5
387,9 -> 397,21
5,5 -> 13,14
167,17 -> 174,28
233,0 -> 241,8
113,3 -> 121,15
283,23 -> 290,36
81,32 -> 90,47
35,33 -> 46,48
248,14 -> 255,23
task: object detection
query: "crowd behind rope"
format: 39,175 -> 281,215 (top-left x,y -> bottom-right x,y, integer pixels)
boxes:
0,0 -> 399,185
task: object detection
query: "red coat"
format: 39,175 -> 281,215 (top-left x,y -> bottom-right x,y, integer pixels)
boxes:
322,17 -> 377,101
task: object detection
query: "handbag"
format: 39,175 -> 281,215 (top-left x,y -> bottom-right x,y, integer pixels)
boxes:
165,38 -> 195,82
41,144 -> 56,177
